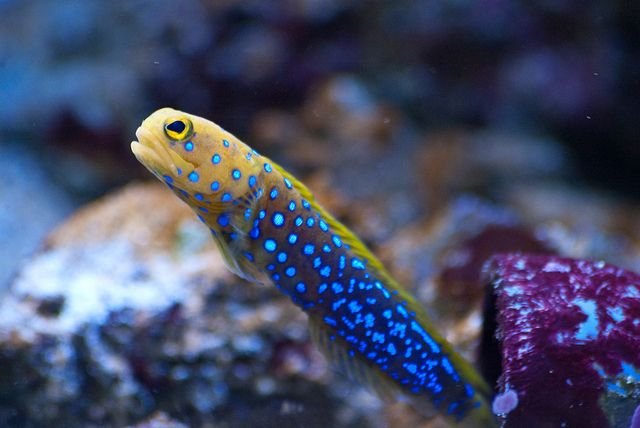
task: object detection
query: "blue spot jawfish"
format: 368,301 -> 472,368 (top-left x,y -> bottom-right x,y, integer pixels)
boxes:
131,108 -> 496,426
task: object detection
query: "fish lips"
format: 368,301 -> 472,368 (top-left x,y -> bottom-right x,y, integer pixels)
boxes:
131,126 -> 195,178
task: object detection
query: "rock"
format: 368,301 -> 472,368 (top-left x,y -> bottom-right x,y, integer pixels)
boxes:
0,183 -> 379,427
129,412 -> 187,428
484,254 -> 640,428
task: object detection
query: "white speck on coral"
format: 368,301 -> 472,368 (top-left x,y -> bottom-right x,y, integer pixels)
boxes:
607,306 -> 625,323
573,298 -> 599,341
542,260 -> 571,273
492,389 -> 519,416
625,285 -> 640,298
504,285 -> 522,297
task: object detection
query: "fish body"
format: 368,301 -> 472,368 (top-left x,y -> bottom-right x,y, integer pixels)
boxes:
131,108 -> 495,426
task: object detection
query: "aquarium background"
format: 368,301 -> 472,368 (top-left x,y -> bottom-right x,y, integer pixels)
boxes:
2,0 -> 639,289
1,1 -> 639,427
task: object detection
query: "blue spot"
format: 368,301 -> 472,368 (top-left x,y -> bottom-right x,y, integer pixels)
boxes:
296,282 -> 306,293
244,208 -> 252,220
264,163 -> 272,173
264,239 -> 277,252
283,177 -> 292,189
338,255 -> 346,270
306,217 -> 315,227
387,343 -> 397,355
285,266 -> 296,277
333,298 -> 346,311
323,244 -> 332,253
244,252 -> 254,261
195,193 -> 204,201
303,244 -> 315,255
266,264 -> 275,271
318,283 -> 328,294
397,305 -> 409,319
217,214 -> 230,227
348,301 -> 362,313
277,252 -> 288,263
232,169 -> 241,180
188,171 -> 199,182
332,235 -> 343,247
249,227 -> 260,239
313,257 -> 322,268
211,181 -> 220,191
248,175 -> 257,187
295,216 -> 303,227
351,258 -> 365,270
199,206 -> 208,212
383,309 -> 392,319
372,332 -> 385,344
223,139 -> 230,147
319,220 -> 329,232
269,187 -> 278,200
332,282 -> 343,293
320,266 -> 331,277
221,193 -> 232,202
288,200 -> 296,211
288,233 -> 298,244
272,212 -> 285,227
245,152 -> 252,160
259,210 -> 266,219
441,358 -> 455,375
212,154 -> 221,164
364,313 -> 375,328
184,141 -> 194,151
324,316 -> 337,327
464,384 -> 474,398
272,273 -> 281,281
302,200 -> 311,210
176,168 -> 182,176
410,320 -> 441,354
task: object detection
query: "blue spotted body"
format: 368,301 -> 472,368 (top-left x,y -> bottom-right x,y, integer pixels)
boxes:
131,108 -> 495,427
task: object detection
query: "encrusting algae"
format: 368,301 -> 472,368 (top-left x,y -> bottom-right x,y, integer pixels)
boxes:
131,108 -> 497,427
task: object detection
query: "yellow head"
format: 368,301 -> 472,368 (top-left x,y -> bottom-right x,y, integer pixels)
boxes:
131,108 -> 263,206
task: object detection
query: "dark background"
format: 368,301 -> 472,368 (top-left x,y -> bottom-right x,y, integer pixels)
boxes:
1,0 -> 638,287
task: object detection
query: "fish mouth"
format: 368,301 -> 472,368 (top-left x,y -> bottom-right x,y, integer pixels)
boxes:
131,126 -> 195,177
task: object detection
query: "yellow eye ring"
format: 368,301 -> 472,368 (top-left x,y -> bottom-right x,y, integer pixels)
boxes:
164,117 -> 193,141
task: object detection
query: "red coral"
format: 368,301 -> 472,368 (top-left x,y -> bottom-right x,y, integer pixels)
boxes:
485,254 -> 640,427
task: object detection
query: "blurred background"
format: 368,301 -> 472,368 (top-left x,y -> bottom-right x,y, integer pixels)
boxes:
2,0 -> 639,288
2,2 -> 640,426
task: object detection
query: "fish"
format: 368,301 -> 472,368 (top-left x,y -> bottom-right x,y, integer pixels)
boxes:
131,108 -> 496,427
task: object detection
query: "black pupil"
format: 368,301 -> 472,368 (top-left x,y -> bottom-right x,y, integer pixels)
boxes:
167,120 -> 186,134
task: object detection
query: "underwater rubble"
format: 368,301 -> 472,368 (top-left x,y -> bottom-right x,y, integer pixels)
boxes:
0,183 -> 379,427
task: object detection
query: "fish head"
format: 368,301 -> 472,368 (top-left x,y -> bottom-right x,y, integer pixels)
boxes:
131,107 -> 263,204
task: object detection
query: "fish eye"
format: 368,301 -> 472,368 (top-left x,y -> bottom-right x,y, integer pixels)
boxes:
164,118 -> 193,141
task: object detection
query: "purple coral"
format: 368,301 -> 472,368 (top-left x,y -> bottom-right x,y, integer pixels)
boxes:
485,254 -> 640,427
